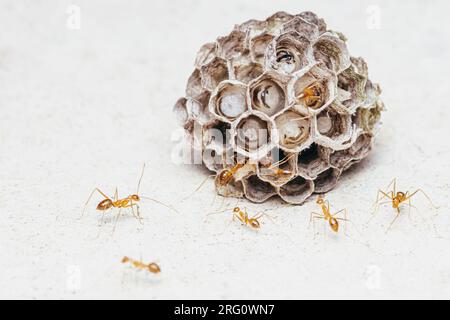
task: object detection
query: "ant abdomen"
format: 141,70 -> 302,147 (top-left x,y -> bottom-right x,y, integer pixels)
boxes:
97,199 -> 113,211
329,218 -> 339,233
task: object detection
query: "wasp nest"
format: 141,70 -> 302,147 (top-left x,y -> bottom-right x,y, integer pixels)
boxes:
174,11 -> 384,204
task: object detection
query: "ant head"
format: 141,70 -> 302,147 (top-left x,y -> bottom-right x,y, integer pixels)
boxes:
316,197 -> 325,205
130,194 -> 140,202
397,192 -> 406,200
148,263 -> 161,274
250,219 -> 261,229
329,218 -> 339,233
97,199 -> 113,211
233,207 -> 240,213
121,257 -> 130,264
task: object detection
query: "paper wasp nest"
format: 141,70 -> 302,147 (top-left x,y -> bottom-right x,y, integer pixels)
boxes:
174,11 -> 384,204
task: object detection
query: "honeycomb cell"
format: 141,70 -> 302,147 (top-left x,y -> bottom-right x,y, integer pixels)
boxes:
201,57 -> 230,91
188,92 -> 214,126
314,105 -> 353,148
249,72 -> 287,117
186,69 -> 204,100
290,65 -> 336,114
203,147 -> 224,173
274,109 -> 312,152
266,11 -> 295,31
296,143 -> 331,179
250,33 -> 275,64
243,175 -> 277,203
185,118 -> 203,151
350,57 -> 369,78
283,16 -> 320,41
173,97 -> 189,128
217,30 -> 248,60
337,63 -> 367,113
266,32 -> 314,75
202,121 -> 232,150
210,81 -> 249,123
330,133 -> 373,170
298,11 -> 327,33
279,176 -> 314,205
314,168 -> 341,194
330,150 -> 353,171
233,112 -> 275,159
354,101 -> 384,134
348,133 -> 373,160
257,148 -> 297,187
313,32 -> 351,74
195,42 -> 218,69
237,19 -> 267,34
232,61 -> 264,84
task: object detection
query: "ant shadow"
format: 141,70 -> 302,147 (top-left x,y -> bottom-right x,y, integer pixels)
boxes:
120,269 -> 164,290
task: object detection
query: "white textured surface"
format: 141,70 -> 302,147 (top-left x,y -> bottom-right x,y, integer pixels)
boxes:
0,0 -> 449,300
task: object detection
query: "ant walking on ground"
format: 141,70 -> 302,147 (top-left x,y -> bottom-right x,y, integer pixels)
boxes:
206,200 -> 276,231
122,256 -> 161,274
310,196 -> 350,235
81,164 -> 177,234
372,178 -> 439,232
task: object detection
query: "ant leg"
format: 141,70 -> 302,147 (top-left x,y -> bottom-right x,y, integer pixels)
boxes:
182,175 -> 216,201
80,188 -> 111,220
99,209 -> 111,226
406,189 -> 439,209
135,205 -> 144,224
210,192 -> 217,209
386,211 -> 402,233
367,200 -> 392,225
219,196 -> 226,211
310,215 -> 325,239
215,215 -> 235,235
136,164 -> 146,195
205,208 -> 231,222
130,203 -> 144,225
206,198 -> 240,220
309,212 -> 324,233
253,211 -> 277,223
267,153 -> 296,171
309,212 -> 324,226
373,190 -> 393,214
372,179 -> 396,212
326,200 -> 331,214
332,208 -> 349,233
112,208 -> 123,235
95,208 -> 113,239
407,196 -> 413,221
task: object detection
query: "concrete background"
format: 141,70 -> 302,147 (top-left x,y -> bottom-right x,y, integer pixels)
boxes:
0,0 -> 449,299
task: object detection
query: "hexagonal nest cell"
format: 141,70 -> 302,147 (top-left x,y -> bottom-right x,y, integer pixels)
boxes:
174,11 -> 384,204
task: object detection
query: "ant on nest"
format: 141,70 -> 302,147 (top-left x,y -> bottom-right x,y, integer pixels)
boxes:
81,164 -> 177,234
259,153 -> 297,178
297,82 -> 326,110
372,179 -> 439,232
182,160 -> 251,202
310,196 -> 350,235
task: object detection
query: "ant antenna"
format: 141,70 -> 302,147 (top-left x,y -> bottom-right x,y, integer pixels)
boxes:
137,163 -> 146,194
